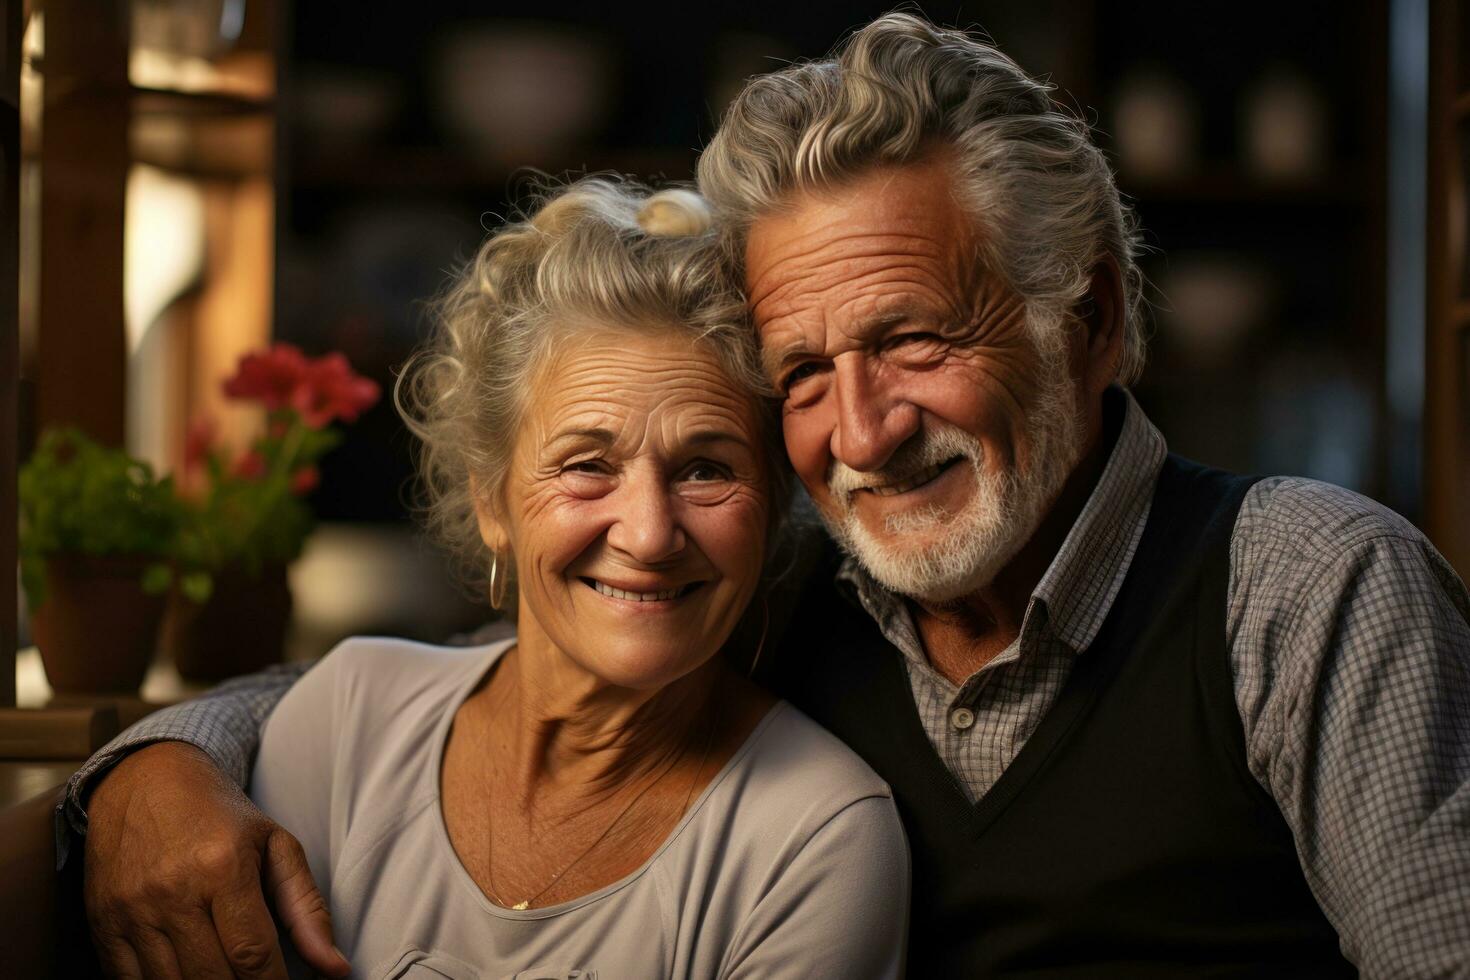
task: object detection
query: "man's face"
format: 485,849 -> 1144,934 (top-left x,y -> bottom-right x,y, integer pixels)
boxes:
744,156 -> 1085,602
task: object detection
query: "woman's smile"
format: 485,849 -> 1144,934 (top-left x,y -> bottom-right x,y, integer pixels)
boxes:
579,576 -> 707,605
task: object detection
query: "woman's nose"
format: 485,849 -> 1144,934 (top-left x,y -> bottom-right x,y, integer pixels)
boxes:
830,354 -> 920,472
605,473 -> 687,563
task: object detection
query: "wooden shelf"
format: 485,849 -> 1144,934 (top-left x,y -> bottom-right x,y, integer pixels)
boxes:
130,85 -> 273,118
291,145 -> 698,193
16,648 -> 205,712
0,760 -> 75,809
131,107 -> 273,178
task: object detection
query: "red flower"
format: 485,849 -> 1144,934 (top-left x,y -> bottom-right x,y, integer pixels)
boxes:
289,466 -> 320,496
291,353 -> 381,429
223,343 -> 379,429
231,451 -> 267,481
223,344 -> 310,410
184,418 -> 216,472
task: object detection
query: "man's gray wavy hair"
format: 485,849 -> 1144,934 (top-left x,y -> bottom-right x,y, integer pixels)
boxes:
697,11 -> 1146,383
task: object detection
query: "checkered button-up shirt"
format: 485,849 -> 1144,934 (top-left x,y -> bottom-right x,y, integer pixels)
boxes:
64,392 -> 1470,976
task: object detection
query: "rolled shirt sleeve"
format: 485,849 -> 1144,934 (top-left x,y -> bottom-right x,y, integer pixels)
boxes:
55,661 -> 309,868
1229,477 -> 1470,975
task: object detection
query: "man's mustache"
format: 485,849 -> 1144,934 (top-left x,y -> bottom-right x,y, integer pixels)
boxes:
826,426 -> 984,506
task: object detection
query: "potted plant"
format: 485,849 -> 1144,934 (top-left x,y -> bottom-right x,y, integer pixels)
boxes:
160,343 -> 380,682
19,429 -> 183,694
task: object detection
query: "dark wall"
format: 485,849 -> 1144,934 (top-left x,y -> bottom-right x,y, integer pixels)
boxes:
276,1 -> 1391,521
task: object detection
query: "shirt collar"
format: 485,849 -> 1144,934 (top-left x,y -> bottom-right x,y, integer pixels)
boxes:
835,386 -> 1167,657
1032,386 -> 1166,652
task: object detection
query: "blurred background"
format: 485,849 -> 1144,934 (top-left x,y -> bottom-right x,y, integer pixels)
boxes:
6,0 -> 1469,699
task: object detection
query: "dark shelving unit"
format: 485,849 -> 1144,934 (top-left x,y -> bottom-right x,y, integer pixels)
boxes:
276,1 -> 1394,522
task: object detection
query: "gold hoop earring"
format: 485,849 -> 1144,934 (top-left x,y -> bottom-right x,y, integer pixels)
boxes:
747,596 -> 771,679
489,550 -> 508,610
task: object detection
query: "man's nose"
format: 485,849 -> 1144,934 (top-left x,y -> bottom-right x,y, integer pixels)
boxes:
830,354 -> 920,471
605,471 -> 687,562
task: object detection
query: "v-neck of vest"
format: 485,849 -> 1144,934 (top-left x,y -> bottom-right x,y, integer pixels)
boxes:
845,455 -> 1255,840
853,608 -> 1126,839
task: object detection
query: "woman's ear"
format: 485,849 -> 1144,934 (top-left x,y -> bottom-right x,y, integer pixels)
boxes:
469,473 -> 509,553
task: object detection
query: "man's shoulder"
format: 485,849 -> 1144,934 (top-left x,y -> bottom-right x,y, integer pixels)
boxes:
1226,475 -> 1463,622
1236,476 -> 1425,558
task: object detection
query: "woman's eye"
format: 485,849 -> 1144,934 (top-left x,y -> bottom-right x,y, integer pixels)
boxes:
682,461 -> 731,482
563,460 -> 608,476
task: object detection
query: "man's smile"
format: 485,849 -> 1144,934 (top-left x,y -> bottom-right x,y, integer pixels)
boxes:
860,456 -> 966,497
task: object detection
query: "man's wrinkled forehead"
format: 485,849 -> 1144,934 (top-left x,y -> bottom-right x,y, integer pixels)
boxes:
743,158 -> 984,356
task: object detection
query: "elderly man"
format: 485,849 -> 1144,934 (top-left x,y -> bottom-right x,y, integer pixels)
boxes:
66,13 -> 1469,978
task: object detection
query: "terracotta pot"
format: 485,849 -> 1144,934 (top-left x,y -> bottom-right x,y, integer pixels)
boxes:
30,555 -> 166,695
161,563 -> 293,683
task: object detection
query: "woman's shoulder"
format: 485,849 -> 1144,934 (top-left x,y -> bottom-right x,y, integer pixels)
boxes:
274,633 -> 511,742
319,633 -> 508,687
312,633 -> 508,696
665,700 -> 908,966
258,635 -> 511,821
722,700 -> 897,828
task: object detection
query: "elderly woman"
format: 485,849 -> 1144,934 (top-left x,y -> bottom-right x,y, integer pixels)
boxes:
248,178 -> 909,979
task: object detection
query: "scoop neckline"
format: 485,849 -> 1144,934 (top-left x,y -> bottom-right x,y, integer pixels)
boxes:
427,637 -> 785,921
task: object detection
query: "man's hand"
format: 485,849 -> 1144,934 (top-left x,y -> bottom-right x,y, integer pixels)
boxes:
83,742 -> 351,979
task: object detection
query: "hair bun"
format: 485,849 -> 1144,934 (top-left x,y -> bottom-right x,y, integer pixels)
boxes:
636,189 -> 714,237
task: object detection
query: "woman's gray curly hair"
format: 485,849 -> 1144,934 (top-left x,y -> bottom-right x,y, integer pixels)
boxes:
395,177 -> 785,602
697,11 -> 1146,382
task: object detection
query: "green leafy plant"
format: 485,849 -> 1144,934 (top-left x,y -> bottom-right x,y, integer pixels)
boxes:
19,346 -> 379,615
19,428 -> 182,609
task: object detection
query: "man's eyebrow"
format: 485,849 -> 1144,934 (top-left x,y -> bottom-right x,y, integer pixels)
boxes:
763,343 -> 808,380
761,308 -> 935,378
859,305 -> 934,332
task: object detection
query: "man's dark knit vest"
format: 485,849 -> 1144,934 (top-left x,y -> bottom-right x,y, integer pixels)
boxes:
768,455 -> 1356,977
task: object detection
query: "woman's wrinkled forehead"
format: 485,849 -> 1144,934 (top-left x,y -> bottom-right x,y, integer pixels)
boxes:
518,326 -> 765,459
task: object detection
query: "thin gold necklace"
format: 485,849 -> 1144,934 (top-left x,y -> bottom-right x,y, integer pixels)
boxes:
483,698 -> 722,911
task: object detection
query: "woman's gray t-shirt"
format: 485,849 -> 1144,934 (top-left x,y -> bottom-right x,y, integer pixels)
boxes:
250,636 -> 910,980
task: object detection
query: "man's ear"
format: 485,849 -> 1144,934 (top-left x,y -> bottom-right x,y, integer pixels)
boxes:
469,473 -> 509,553
1078,255 -> 1126,398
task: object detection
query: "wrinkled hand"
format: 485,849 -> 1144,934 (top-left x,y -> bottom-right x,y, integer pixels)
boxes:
83,742 -> 350,979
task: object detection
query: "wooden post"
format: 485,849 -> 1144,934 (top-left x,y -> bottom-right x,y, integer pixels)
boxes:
1424,0 -> 1468,578
1,0 -> 20,707
36,0 -> 128,446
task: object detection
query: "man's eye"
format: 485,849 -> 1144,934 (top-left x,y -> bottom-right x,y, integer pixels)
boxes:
886,332 -> 942,351
780,362 -> 820,392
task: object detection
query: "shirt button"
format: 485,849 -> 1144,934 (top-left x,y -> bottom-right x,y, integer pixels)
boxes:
950,707 -> 976,731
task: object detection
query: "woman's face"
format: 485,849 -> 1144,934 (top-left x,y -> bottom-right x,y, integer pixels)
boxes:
480,327 -> 770,691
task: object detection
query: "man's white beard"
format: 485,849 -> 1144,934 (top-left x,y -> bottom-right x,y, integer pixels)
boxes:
822,355 -> 1084,604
